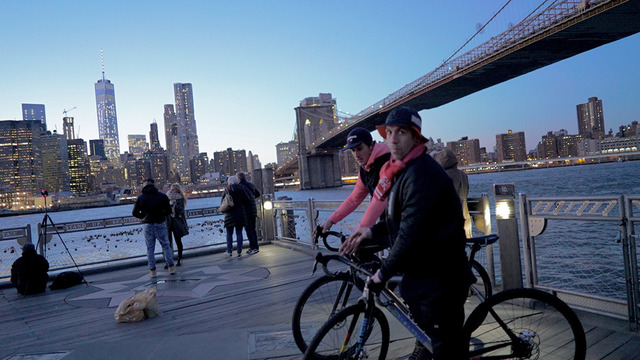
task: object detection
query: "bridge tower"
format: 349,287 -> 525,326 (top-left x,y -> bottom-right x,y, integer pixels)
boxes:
295,94 -> 343,190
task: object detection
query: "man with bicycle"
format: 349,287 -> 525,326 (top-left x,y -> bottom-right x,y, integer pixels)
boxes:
341,106 -> 475,359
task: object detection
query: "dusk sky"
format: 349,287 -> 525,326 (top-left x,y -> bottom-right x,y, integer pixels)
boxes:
1,1 -> 638,164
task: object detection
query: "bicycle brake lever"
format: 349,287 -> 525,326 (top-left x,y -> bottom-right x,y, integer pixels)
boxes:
311,259 -> 319,276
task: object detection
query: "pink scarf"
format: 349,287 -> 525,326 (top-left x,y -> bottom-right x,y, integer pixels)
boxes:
373,144 -> 426,201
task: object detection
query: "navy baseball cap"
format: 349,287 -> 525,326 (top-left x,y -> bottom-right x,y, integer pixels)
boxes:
376,106 -> 428,143
342,127 -> 373,151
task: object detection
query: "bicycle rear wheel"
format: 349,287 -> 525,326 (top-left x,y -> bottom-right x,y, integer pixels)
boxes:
463,288 -> 586,360
304,303 -> 390,360
292,273 -> 364,354
470,259 -> 492,301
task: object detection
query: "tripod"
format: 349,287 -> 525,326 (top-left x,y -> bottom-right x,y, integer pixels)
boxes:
38,192 -> 87,286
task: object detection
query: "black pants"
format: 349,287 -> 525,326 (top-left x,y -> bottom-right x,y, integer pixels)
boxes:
245,216 -> 258,250
168,230 -> 183,260
400,276 -> 468,359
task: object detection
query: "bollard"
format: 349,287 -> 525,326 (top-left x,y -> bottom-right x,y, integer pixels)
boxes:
494,183 -> 523,290
261,194 -> 275,241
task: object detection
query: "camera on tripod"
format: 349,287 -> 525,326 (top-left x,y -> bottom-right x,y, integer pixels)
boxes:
41,189 -> 48,197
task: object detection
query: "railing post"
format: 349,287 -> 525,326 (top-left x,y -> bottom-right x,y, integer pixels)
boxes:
307,198 -> 317,250
494,183 -> 523,290
623,195 -> 639,330
518,193 -> 535,288
261,195 -> 275,242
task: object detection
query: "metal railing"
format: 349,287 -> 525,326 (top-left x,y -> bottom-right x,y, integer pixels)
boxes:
519,194 -> 639,330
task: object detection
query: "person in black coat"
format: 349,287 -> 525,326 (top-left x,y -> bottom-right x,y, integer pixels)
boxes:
166,183 -> 189,266
237,172 -> 261,254
11,243 -> 49,295
222,175 -> 253,257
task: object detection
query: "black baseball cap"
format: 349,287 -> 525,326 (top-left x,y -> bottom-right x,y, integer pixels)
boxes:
376,106 -> 428,143
342,127 -> 373,151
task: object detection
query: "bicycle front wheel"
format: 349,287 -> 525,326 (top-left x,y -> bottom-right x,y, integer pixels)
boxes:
292,273 -> 364,354
304,303 -> 390,360
463,288 -> 586,360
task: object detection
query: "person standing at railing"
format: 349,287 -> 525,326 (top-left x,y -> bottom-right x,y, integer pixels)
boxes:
166,183 -> 189,266
237,172 -> 261,254
222,175 -> 253,257
317,127 -> 390,234
341,107 -> 475,360
431,147 -> 472,238
132,178 -> 175,278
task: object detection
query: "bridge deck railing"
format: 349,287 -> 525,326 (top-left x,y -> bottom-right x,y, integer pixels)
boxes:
519,194 -> 640,330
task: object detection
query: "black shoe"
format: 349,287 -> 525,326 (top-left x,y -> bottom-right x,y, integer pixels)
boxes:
177,259 -> 182,266
164,264 -> 169,270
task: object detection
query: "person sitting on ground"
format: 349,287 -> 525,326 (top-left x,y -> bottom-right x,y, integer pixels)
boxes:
11,242 -> 49,295
318,127 -> 391,235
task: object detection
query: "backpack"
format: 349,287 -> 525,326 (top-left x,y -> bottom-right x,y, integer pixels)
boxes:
49,271 -> 84,290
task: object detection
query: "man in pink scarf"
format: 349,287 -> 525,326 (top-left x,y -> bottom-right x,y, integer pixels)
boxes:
340,107 -> 475,360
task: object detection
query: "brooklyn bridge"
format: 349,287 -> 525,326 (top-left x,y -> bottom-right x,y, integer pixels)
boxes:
275,0 -> 640,189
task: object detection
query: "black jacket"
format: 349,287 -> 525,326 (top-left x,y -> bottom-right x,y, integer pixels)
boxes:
11,247 -> 49,295
132,184 -> 171,224
372,153 -> 474,287
239,179 -> 260,218
360,152 -> 391,196
223,183 -> 253,228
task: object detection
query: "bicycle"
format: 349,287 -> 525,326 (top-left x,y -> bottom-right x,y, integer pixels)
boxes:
292,228 -> 498,354
303,253 -> 587,360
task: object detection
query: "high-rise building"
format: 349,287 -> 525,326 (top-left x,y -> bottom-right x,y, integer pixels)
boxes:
577,97 -> 605,139
95,54 -> 121,167
246,151 -> 261,174
145,151 -> 169,187
149,122 -> 162,151
22,104 -> 46,128
128,135 -> 148,159
67,139 -> 90,194
173,83 -> 200,179
213,148 -> 247,177
295,93 -> 337,151
89,139 -> 106,158
41,131 -> 70,193
163,104 -> 179,174
190,152 -> 209,184
0,120 -> 44,208
496,130 -> 527,163
446,137 -> 481,166
63,117 -> 75,140
276,140 -> 298,167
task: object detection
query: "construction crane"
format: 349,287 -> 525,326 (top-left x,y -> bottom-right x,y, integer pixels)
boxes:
63,107 -> 77,117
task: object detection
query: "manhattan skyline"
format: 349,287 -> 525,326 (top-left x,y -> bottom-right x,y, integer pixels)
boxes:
1,1 -> 638,164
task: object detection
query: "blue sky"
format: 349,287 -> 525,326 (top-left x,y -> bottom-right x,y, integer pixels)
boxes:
1,1 -> 638,164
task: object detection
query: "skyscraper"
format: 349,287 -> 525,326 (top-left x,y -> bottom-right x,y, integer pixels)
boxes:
41,131 -> 70,193
63,117 -> 75,140
67,139 -> 90,194
95,52 -> 121,167
149,122 -> 161,151
163,104 -> 180,176
173,83 -> 200,180
577,97 -> 605,139
22,104 -> 46,128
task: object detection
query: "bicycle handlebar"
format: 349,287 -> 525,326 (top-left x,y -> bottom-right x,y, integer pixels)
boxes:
312,252 -> 376,278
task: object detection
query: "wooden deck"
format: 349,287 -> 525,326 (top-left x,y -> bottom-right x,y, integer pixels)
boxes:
0,243 -> 638,359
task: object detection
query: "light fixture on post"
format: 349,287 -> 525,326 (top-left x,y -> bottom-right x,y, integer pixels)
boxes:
494,183 -> 523,290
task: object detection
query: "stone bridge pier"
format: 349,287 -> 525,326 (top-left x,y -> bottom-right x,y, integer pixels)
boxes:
298,152 -> 342,190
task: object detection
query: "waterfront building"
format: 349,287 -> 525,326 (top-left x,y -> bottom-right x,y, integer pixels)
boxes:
246,151 -> 261,175
67,139 -> 90,194
0,120 -> 44,209
190,152 -> 209,184
213,148 -> 247,177
579,136 -> 640,156
95,58 -> 121,167
446,137 -> 481,166
295,93 -> 337,151
41,131 -> 70,194
617,121 -> 638,138
173,83 -> 200,179
276,140 -> 298,167
22,104 -> 46,128
149,122 -> 162,151
496,130 -> 527,162
577,97 -> 605,140
95,167 -> 126,188
128,134 -> 148,159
